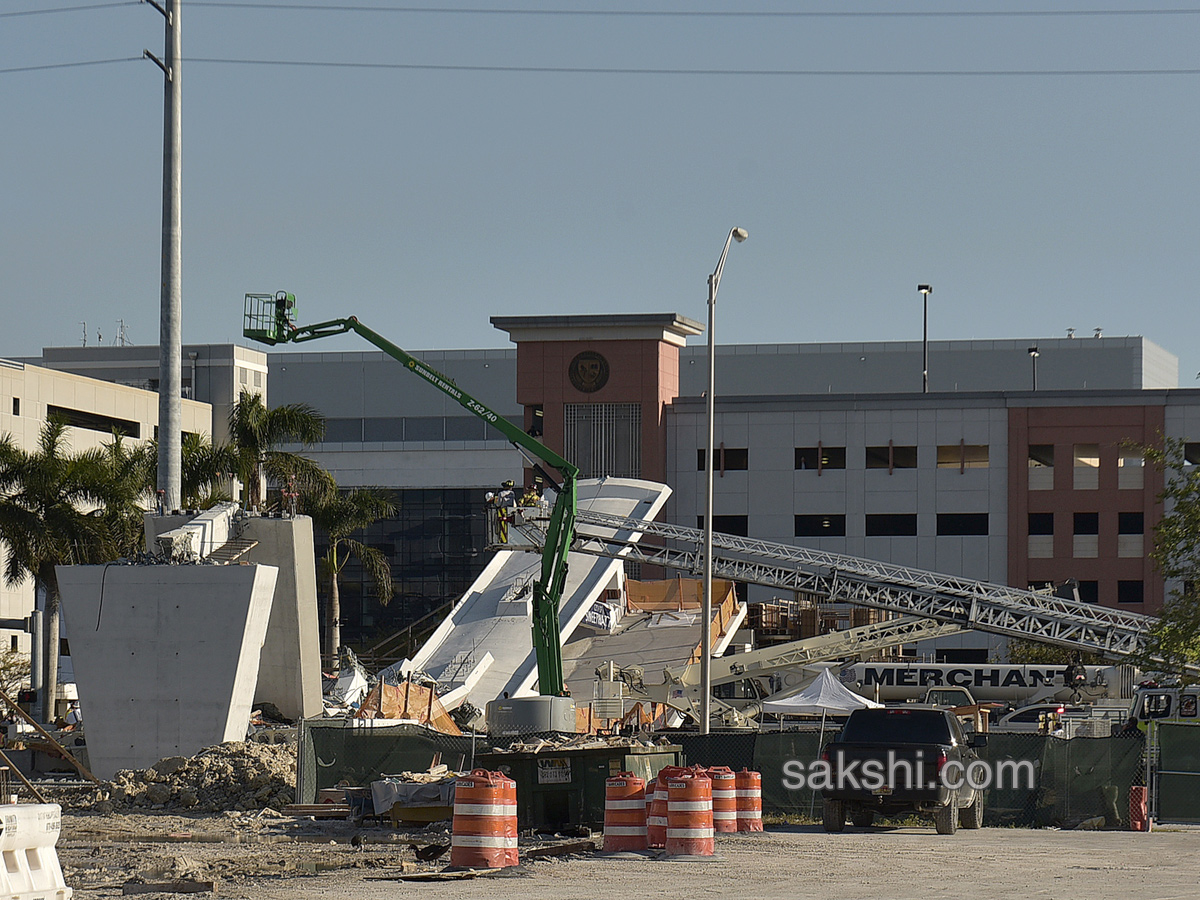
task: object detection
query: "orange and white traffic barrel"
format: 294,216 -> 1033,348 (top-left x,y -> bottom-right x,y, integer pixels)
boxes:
708,766 -> 738,834
603,772 -> 648,852
735,768 -> 763,832
648,766 -> 683,848
666,770 -> 714,857
450,769 -> 519,868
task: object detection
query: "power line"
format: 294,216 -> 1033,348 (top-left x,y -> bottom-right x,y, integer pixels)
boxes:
8,56 -> 1200,77
0,57 -> 142,75
185,57 -> 1200,76
0,2 -> 139,18
185,3 -> 1200,18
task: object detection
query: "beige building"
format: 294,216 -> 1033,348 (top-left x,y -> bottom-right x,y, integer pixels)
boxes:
0,356 -> 214,651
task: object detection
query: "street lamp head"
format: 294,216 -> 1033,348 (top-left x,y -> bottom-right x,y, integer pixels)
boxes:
732,227 -> 748,243
1028,346 -> 1040,358
917,284 -> 932,295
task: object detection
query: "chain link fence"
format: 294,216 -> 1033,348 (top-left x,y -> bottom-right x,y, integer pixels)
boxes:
670,729 -> 1146,827
1155,723 -> 1200,824
299,720 -> 1151,827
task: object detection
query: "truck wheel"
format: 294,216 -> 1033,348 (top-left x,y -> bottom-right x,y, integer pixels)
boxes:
960,791 -> 984,829
822,798 -> 845,833
934,802 -> 958,835
851,809 -> 873,828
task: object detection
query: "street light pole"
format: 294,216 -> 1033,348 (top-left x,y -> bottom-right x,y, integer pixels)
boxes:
917,284 -> 932,393
1028,346 -> 1040,391
702,226 -> 747,735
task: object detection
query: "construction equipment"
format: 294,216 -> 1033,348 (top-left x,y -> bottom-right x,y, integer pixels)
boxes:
507,504 -> 1200,678
243,292 -> 579,698
602,615 -> 965,726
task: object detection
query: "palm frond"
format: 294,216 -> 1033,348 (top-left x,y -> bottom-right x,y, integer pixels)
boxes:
343,539 -> 395,606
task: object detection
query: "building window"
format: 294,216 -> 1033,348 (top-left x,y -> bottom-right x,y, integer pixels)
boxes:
566,402 -> 642,479
46,405 -> 140,439
1118,512 -> 1144,534
1118,452 -> 1144,490
1073,511 -> 1099,558
937,444 -> 989,471
324,418 -> 364,443
526,405 -> 544,438
1027,512 -> 1053,558
1028,445 -> 1054,490
445,417 -> 488,441
866,444 -> 917,471
1028,513 -> 1054,535
795,445 -> 846,471
697,515 -> 749,537
1077,580 -> 1099,604
1074,443 -> 1100,490
865,513 -> 918,536
11,398 -> 18,416
1117,580 -> 1144,605
1186,443 -> 1200,465
1118,512 -> 1144,558
698,447 -> 748,474
795,514 -> 846,537
936,513 -> 989,536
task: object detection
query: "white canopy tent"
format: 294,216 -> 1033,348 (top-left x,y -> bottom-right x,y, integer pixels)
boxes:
762,667 -> 884,716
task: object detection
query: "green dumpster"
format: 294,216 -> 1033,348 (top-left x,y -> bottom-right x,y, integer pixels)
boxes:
477,744 -> 681,828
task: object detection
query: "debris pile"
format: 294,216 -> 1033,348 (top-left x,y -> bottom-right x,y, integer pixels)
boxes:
497,733 -> 670,754
101,741 -> 296,812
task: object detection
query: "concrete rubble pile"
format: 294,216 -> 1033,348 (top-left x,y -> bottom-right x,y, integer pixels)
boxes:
99,741 -> 296,813
498,734 -> 668,754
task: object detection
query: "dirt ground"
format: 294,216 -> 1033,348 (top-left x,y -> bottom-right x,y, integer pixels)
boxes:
56,809 -> 1200,900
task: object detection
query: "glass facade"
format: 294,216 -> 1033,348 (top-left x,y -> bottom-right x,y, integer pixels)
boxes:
312,488 -> 491,651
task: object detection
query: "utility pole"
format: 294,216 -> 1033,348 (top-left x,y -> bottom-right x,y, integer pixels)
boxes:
145,0 -> 182,513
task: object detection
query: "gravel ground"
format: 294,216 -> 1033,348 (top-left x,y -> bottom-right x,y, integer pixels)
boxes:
55,811 -> 1200,900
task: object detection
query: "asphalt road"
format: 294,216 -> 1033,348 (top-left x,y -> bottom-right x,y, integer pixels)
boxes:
62,820 -> 1200,900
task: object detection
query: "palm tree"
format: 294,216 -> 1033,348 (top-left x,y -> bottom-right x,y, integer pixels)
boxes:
227,391 -> 328,509
139,433 -> 240,511
304,485 -> 395,664
97,434 -> 156,558
0,420 -> 133,721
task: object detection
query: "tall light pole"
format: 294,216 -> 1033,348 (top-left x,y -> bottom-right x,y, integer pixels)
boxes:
1028,346 -> 1040,391
917,284 -> 932,393
145,0 -> 183,513
702,226 -> 747,735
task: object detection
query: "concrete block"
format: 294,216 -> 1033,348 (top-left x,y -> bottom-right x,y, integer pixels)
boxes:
239,516 -> 323,721
56,562 -> 278,780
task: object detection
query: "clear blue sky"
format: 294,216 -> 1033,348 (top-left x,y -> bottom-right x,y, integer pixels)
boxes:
4,2 -> 1200,383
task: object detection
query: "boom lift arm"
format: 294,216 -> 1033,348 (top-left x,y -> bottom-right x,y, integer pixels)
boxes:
243,292 -> 579,696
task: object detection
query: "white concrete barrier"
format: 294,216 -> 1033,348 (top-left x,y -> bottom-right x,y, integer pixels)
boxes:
0,803 -> 72,899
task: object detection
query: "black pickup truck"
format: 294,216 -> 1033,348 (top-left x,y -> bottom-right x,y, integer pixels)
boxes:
820,706 -> 987,834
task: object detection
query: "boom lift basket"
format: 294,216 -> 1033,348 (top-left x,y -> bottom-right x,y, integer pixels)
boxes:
243,292 -> 295,345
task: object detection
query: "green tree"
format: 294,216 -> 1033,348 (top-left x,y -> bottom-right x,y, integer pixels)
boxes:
1135,435 -> 1200,673
304,485 -> 395,664
227,391 -> 328,510
140,433 -> 240,511
0,420 -> 132,720
98,434 -> 156,558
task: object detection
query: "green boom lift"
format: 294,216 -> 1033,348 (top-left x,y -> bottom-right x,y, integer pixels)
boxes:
243,291 -> 578,697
